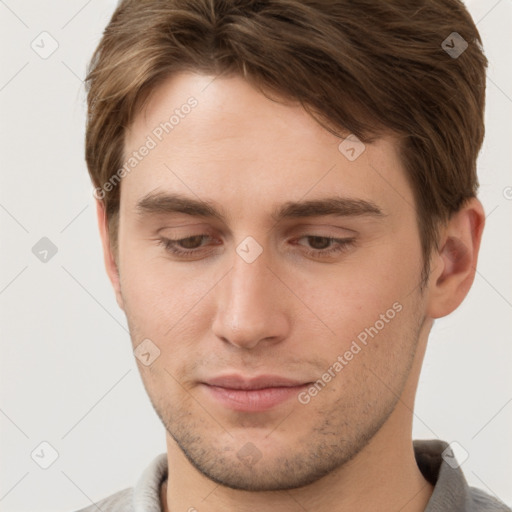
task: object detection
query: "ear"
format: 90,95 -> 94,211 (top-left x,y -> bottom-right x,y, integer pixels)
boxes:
96,199 -> 125,310
426,197 -> 485,318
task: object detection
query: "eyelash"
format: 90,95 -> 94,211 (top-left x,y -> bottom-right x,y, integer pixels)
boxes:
157,235 -> 355,259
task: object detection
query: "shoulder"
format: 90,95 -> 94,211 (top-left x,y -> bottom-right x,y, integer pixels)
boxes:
414,439 -> 511,512
73,487 -> 133,512
71,453 -> 167,512
470,487 -> 512,512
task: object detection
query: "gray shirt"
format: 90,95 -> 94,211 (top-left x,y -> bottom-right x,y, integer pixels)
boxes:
75,439 -> 510,511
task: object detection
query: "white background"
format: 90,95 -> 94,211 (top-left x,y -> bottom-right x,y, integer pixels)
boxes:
0,1 -> 511,510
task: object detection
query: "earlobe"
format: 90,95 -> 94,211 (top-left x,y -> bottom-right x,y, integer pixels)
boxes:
426,198 -> 485,319
95,199 -> 124,310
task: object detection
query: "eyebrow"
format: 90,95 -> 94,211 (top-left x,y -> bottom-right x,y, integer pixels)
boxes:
136,192 -> 384,223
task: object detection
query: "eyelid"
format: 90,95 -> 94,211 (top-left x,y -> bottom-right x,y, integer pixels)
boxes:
157,222 -> 216,233
283,224 -> 358,239
156,225 -> 224,242
156,220 -> 359,241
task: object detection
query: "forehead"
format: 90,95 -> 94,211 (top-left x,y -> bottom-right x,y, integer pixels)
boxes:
122,72 -> 412,219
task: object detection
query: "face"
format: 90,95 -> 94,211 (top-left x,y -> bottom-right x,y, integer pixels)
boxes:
114,72 -> 429,491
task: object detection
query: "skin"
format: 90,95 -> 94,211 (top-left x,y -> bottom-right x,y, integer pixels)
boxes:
97,72 -> 485,512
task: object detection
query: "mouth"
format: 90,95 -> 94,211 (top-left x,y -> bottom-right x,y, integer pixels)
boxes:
200,374 -> 312,412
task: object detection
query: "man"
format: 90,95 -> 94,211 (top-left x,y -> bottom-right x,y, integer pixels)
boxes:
79,0 -> 510,510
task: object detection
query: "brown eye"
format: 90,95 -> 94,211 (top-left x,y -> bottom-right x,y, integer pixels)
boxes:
179,235 -> 206,249
293,235 -> 355,259
306,236 -> 333,250
158,234 -> 221,258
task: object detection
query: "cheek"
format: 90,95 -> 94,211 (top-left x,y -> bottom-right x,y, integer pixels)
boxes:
288,243 -> 424,377
118,241 -> 218,346
304,251 -> 419,337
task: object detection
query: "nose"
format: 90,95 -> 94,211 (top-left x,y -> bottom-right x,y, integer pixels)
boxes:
211,247 -> 291,350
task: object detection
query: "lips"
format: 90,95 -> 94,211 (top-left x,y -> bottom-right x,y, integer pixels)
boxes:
204,374 -> 308,390
200,374 -> 311,412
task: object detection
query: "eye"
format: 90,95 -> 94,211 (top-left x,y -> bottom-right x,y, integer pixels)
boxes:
158,234 -> 217,257
294,235 -> 355,258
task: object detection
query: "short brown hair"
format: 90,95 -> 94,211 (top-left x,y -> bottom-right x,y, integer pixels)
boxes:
85,0 -> 487,283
